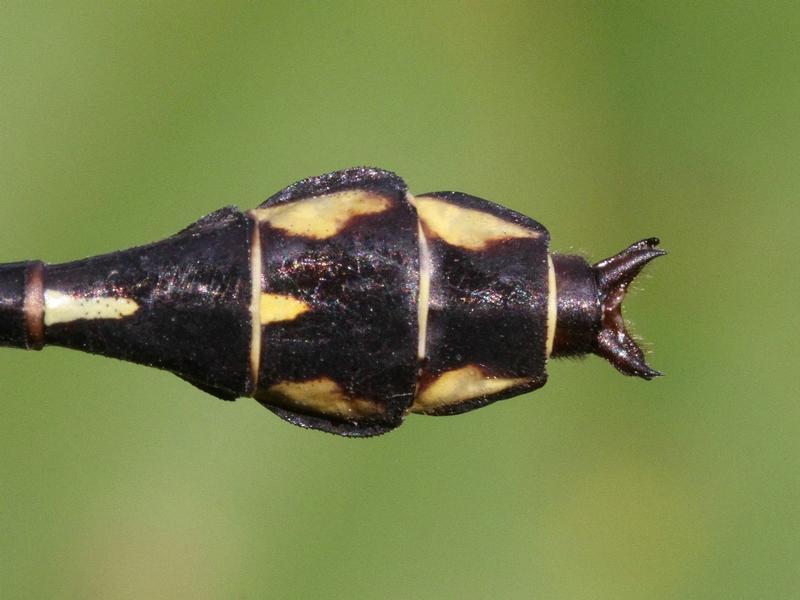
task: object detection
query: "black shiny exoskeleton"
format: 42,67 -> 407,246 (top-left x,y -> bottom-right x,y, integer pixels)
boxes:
0,167 -> 665,436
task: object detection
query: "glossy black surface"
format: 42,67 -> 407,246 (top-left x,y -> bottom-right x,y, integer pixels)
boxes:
552,239 -> 665,379
417,191 -> 550,415
256,168 -> 419,436
551,254 -> 600,357
0,262 -> 28,348
44,207 -> 254,398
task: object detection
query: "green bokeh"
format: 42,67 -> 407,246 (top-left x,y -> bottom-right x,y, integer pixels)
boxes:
1,3 -> 798,599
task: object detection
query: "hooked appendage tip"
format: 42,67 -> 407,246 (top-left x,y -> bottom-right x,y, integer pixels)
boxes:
593,237 -> 666,380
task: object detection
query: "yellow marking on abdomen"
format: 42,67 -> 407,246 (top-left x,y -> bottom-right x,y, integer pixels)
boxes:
410,195 -> 540,251
252,189 -> 391,239
43,290 -> 139,326
260,293 -> 311,324
417,219 -> 432,360
411,365 -> 530,413
257,377 -> 384,418
546,254 -> 557,357
247,211 -> 263,388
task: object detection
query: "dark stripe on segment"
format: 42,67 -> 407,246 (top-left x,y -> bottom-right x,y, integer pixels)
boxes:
255,167 -> 419,436
43,207 -> 254,399
413,192 -> 551,415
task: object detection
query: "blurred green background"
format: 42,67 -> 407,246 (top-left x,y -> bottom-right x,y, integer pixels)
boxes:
1,2 -> 798,599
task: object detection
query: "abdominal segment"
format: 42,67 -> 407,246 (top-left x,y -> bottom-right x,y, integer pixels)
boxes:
252,168 -> 551,436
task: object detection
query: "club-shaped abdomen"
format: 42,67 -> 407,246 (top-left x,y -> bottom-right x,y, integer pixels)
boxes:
248,168 -> 552,435
0,166 -> 664,437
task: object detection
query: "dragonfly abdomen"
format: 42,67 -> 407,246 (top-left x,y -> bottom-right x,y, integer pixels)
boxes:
0,167 -> 664,436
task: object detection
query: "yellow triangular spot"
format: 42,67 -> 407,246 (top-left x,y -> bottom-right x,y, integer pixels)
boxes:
411,195 -> 539,250
260,293 -> 311,324
253,190 -> 391,239
412,365 -> 529,412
